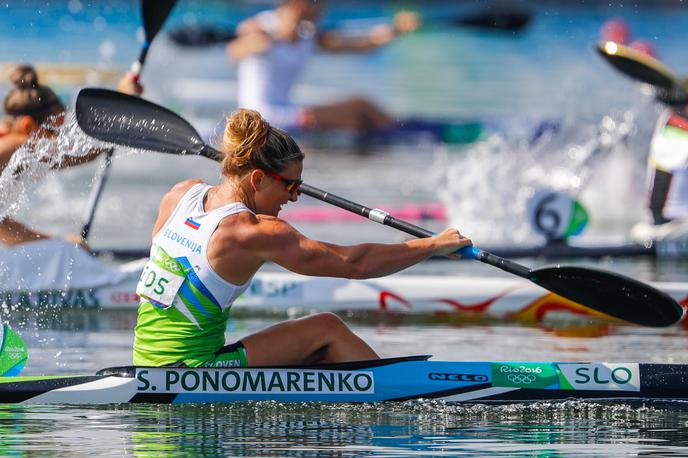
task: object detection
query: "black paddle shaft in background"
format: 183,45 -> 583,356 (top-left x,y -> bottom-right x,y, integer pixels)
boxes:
135,0 -> 178,71
74,88 -> 684,327
80,2 -> 178,241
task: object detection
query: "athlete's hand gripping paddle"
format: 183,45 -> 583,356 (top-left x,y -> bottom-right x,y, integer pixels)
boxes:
74,88 -> 684,327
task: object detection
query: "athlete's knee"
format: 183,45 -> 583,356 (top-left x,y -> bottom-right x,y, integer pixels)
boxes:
307,312 -> 348,334
308,312 -> 343,324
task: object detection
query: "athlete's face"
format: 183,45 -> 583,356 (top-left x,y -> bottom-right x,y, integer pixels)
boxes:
255,160 -> 303,216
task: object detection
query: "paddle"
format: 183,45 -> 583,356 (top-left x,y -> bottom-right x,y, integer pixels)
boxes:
131,0 -> 178,78
74,88 -> 684,328
80,148 -> 113,240
79,1 -> 178,241
168,7 -> 532,47
0,324 -> 27,376
596,41 -> 688,106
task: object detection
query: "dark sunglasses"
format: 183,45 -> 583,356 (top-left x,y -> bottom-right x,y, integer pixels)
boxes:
263,170 -> 303,193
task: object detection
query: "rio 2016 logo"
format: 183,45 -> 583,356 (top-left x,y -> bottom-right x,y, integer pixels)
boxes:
500,365 -> 543,375
492,363 -> 556,389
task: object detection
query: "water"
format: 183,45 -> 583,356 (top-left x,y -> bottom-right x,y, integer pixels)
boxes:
4,401 -> 688,456
2,0 -> 688,456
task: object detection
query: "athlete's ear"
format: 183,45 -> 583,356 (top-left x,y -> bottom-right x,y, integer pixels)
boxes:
248,169 -> 266,191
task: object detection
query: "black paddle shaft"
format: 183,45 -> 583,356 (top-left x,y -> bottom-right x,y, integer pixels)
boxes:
73,88 -> 684,327
299,183 -> 532,279
135,0 -> 178,69
80,148 -> 114,240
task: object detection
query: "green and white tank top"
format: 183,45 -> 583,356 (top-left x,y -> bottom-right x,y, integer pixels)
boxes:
133,183 -> 254,367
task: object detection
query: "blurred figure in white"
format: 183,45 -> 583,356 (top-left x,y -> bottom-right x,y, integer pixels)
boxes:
227,0 -> 419,133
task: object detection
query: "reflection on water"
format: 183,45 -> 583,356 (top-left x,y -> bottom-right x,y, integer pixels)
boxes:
0,401 -> 687,456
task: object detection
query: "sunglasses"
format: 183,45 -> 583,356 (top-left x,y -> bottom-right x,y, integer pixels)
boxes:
263,170 -> 303,193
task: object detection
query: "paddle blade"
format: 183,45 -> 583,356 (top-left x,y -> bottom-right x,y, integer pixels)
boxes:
530,266 -> 683,327
455,8 -> 532,31
0,325 -> 27,376
75,88 -> 221,160
142,0 -> 178,42
168,25 -> 237,47
596,41 -> 678,91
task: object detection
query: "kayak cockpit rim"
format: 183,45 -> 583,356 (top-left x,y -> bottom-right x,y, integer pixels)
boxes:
96,354 -> 433,377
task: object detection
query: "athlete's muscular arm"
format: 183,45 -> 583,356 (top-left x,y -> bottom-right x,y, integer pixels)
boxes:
0,218 -> 51,245
243,216 -> 471,279
318,12 -> 419,53
151,180 -> 205,236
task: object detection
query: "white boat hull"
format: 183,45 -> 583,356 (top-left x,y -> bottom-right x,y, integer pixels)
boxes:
2,266 -> 687,325
2,240 -> 686,324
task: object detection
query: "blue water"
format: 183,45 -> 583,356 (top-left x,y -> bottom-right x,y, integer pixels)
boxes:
2,1 -> 688,456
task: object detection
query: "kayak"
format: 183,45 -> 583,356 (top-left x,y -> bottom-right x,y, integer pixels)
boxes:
170,78 -> 558,148
2,355 -> 686,405
2,241 -> 687,324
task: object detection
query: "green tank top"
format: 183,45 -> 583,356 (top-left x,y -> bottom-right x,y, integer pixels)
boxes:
133,185 -> 253,367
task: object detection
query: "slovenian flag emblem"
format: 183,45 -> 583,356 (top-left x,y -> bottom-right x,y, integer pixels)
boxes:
184,217 -> 201,230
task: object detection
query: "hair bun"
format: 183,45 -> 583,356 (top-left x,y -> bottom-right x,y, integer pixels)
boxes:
9,65 -> 39,90
224,109 -> 270,167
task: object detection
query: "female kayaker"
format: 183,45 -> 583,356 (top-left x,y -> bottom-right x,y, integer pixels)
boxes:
226,0 -> 419,133
0,64 -> 142,247
133,108 -> 471,367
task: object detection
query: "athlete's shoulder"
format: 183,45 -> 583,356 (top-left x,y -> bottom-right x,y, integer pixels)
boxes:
255,214 -> 294,231
169,179 -> 206,194
160,180 -> 205,210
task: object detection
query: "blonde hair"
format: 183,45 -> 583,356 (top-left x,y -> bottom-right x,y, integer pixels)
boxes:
3,65 -> 64,125
221,108 -> 303,177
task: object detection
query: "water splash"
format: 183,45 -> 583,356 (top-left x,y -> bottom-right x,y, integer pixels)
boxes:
0,113 -> 112,221
435,111 -> 655,245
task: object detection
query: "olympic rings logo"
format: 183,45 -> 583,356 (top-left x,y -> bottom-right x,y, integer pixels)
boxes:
507,373 -> 537,385
164,259 -> 181,272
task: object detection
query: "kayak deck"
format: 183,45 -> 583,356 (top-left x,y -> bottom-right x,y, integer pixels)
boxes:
1,356 -> 688,405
